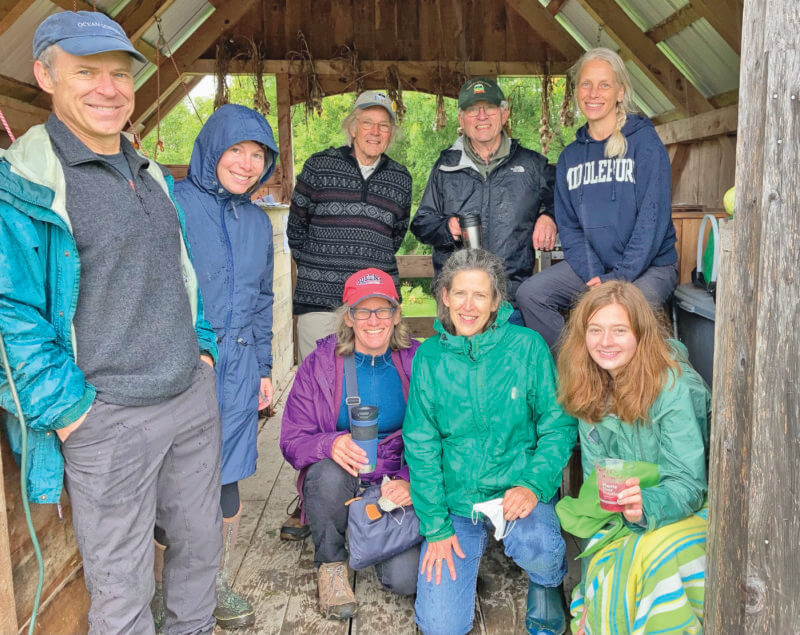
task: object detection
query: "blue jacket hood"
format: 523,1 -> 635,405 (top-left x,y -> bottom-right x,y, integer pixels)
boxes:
186,104 -> 278,198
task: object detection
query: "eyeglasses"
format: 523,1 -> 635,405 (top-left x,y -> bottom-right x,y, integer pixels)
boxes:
463,104 -> 501,117
349,306 -> 397,320
357,119 -> 393,133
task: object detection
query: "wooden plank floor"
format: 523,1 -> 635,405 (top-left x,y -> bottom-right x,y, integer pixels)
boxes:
218,368 -> 581,634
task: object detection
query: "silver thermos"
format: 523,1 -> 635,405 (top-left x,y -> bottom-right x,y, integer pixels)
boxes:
459,213 -> 482,249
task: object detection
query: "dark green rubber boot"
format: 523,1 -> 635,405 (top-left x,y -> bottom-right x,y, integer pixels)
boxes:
525,582 -> 566,635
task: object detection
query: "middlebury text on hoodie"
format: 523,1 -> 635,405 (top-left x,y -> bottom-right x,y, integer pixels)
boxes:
554,114 -> 677,283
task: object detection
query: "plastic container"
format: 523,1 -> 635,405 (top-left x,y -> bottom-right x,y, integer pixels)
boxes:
673,283 -> 716,387
595,458 -> 634,512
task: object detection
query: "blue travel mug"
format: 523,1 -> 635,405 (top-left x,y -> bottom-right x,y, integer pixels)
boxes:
349,405 -> 378,474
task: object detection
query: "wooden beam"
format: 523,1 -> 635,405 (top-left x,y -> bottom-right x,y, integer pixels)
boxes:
706,0 -> 799,630
49,0 -> 96,12
0,94 -> 50,137
138,75 -> 204,139
505,0 -> 584,62
0,73 -> 40,103
655,104 -> 737,145
547,0 -> 569,17
275,73 -> 294,204
690,0 -> 742,54
709,88 -> 739,109
0,0 -> 28,38
117,0 -> 178,43
645,4 -> 699,43
668,142 -> 690,199
0,432 -> 18,635
397,255 -> 434,279
131,0 -> 258,127
574,0 -> 714,115
187,59 -> 573,78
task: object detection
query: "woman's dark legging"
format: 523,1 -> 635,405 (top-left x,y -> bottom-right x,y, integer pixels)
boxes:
220,481 -> 240,519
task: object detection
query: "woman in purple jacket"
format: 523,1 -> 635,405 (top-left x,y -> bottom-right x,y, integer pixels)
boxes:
280,268 -> 420,620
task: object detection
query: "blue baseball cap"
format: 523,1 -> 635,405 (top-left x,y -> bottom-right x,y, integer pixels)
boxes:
33,11 -> 146,63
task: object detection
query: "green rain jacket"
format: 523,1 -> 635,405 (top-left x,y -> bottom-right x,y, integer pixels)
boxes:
403,302 -> 577,541
578,340 -> 712,532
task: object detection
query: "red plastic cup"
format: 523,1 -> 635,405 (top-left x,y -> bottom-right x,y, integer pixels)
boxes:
595,458 -> 632,512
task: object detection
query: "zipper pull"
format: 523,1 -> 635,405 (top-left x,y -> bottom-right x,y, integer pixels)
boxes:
57,502 -> 63,521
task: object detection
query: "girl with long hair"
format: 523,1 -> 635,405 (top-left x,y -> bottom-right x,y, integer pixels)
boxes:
556,281 -> 711,634
518,47 -> 679,355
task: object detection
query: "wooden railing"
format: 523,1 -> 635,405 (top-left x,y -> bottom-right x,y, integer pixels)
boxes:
396,255 -> 437,338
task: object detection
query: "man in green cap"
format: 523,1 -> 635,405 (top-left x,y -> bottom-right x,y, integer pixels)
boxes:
411,77 -> 557,324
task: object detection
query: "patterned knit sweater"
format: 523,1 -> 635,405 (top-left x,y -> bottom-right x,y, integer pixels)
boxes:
288,146 -> 412,313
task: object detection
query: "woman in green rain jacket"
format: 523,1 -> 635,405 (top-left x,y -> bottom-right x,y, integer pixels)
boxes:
403,248 -> 576,635
557,281 -> 711,635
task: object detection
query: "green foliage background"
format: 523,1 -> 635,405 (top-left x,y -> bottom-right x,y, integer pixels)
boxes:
142,75 -> 584,257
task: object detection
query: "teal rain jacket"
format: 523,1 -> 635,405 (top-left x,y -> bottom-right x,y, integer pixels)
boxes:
403,302 -> 577,541
578,341 -> 712,531
0,125 -> 217,503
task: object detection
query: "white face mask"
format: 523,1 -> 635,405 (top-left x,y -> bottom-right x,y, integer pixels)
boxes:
471,498 -> 516,540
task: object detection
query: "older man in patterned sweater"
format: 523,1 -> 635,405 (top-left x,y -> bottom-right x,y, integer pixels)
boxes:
287,91 -> 412,362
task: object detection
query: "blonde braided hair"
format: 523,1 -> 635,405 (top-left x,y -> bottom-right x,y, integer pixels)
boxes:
572,47 -> 636,160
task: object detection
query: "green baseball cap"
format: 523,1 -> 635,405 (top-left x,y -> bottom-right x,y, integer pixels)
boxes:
458,78 -> 505,110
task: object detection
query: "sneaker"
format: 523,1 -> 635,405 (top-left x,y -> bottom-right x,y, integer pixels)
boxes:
280,496 -> 311,541
317,562 -> 357,619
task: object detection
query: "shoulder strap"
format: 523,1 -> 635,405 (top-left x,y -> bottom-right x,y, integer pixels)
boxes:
343,354 -> 361,408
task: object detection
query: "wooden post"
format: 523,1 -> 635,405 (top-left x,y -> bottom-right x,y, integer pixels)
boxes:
276,73 -> 298,365
275,73 -> 295,204
706,0 -> 800,632
0,437 -> 19,634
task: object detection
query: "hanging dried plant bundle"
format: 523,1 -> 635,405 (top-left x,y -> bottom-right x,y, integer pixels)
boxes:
287,30 -> 324,123
504,84 -> 524,138
335,43 -> 365,95
384,64 -> 406,122
214,37 -> 234,111
539,71 -> 555,155
559,75 -> 575,128
250,39 -> 271,116
433,94 -> 447,131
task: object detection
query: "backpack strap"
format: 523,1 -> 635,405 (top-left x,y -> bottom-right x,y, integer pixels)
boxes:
343,354 -> 361,408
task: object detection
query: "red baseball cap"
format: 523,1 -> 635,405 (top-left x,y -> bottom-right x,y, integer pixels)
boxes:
342,268 -> 399,306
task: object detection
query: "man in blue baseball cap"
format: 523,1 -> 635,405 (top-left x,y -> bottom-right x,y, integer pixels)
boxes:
0,10 -> 223,634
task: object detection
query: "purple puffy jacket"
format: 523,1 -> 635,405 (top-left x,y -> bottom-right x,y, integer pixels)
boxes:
280,334 -> 420,515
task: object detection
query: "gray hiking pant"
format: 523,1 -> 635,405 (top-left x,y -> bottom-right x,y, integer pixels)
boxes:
62,362 -> 222,635
303,458 -> 419,596
516,260 -> 678,354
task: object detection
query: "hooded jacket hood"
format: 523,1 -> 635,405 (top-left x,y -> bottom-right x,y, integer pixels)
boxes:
185,103 -> 278,198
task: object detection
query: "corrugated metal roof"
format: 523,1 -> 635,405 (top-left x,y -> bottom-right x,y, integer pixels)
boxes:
544,0 -> 739,116
132,0 -> 213,88
615,0 -> 688,31
661,20 -> 739,97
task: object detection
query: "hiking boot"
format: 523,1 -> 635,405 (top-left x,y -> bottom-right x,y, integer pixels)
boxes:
215,572 -> 256,630
280,496 -> 310,541
214,508 -> 256,630
317,561 -> 357,619
525,582 -> 566,635
150,580 -> 165,634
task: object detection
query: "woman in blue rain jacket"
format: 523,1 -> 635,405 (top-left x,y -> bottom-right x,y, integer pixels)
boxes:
173,103 -> 278,629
